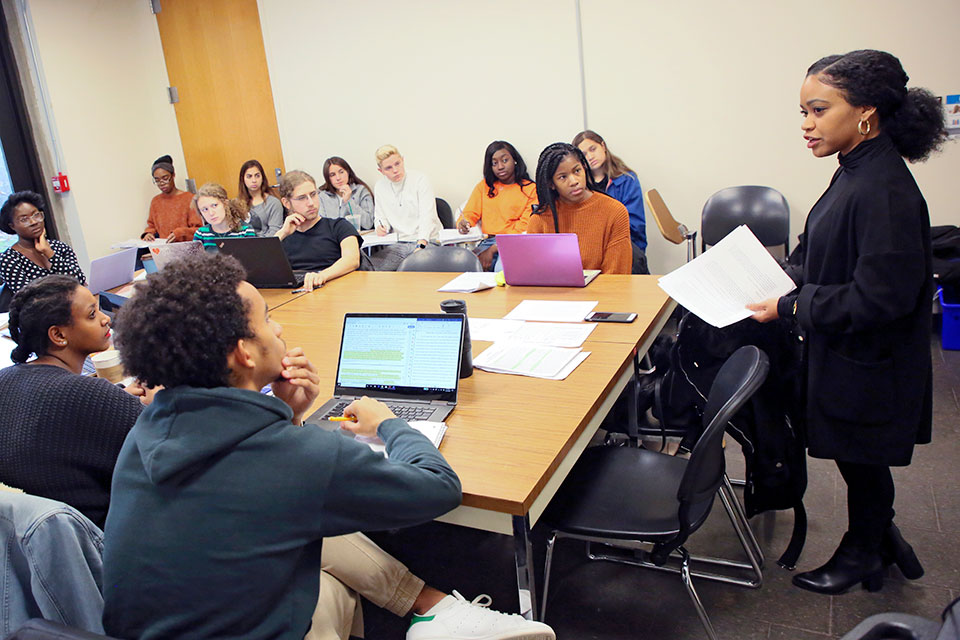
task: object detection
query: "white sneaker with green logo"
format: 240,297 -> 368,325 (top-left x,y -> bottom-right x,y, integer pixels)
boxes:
406,591 -> 555,640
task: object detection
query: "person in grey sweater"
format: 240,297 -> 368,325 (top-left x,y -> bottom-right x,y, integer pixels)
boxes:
103,253 -> 554,640
237,159 -> 285,236
318,156 -> 375,229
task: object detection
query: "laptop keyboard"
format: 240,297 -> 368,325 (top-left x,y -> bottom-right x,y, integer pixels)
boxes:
321,401 -> 435,421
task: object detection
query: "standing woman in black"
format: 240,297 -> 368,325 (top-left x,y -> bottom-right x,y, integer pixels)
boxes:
749,49 -> 947,594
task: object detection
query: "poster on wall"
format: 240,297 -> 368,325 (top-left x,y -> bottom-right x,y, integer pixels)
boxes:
946,94 -> 960,139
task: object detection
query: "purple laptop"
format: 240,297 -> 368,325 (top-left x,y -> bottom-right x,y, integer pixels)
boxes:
496,233 -> 601,287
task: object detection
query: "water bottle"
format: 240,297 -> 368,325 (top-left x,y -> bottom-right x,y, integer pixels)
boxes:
440,299 -> 473,378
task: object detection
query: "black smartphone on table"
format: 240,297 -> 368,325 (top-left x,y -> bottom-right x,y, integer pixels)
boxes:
585,311 -> 637,323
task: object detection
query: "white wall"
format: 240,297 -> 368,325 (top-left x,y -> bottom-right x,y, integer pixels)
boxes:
17,0 -> 185,266
258,0 -> 583,210
261,0 -> 959,275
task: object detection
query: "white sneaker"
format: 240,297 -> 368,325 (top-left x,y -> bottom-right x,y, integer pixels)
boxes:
406,591 -> 556,640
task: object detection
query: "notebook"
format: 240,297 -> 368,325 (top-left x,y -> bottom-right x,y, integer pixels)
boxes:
149,241 -> 205,270
305,313 -> 465,427
496,233 -> 600,287
88,248 -> 138,294
215,236 -> 305,288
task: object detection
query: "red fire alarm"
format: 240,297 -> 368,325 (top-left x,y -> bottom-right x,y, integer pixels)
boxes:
51,172 -> 70,193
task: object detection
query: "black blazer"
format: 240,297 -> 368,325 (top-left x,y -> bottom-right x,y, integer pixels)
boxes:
784,134 -> 932,466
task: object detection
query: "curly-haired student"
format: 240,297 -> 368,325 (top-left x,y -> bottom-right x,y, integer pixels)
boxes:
192,183 -> 256,249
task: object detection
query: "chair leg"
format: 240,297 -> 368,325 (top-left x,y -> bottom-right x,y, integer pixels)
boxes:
679,547 -> 720,640
721,473 -> 764,568
540,532 -> 558,622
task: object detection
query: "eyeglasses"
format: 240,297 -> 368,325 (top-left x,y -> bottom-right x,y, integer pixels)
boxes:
154,175 -> 173,185
15,210 -> 44,225
291,190 -> 320,204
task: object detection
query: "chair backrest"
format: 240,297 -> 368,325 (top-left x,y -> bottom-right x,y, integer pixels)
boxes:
645,189 -> 686,245
435,197 -> 455,229
397,245 -> 482,272
677,346 -> 769,513
700,185 -> 790,252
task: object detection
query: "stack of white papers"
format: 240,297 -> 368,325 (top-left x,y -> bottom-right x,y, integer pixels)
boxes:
438,272 -> 498,293
657,225 -> 796,328
355,421 -> 448,456
110,239 -> 168,250
469,318 -> 596,347
504,300 -> 598,323
474,342 -> 590,380
438,227 -> 483,245
360,231 -> 399,248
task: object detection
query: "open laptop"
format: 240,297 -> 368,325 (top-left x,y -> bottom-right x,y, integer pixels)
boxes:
88,248 -> 138,293
148,240 -> 205,270
215,236 -> 305,288
305,313 -> 465,427
496,233 -> 600,287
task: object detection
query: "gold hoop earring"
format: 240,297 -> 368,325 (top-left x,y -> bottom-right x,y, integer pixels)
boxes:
858,119 -> 871,136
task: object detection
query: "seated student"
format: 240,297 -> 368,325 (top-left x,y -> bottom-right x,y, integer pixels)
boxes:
103,253 -> 554,640
192,182 -> 256,248
372,145 -> 442,271
457,141 -> 538,271
275,170 -> 362,291
0,275 -> 152,529
142,155 -> 202,242
527,142 -> 632,274
0,191 -> 86,295
319,156 -> 375,230
237,159 -> 285,236
573,130 -> 649,273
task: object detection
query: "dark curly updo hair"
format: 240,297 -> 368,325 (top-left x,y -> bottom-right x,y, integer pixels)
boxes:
0,191 -> 45,234
8,275 -> 81,364
807,50 -> 948,162
113,253 -> 254,389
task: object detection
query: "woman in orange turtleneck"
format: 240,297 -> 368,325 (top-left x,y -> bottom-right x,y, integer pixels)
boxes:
526,142 -> 632,274
142,155 -> 202,242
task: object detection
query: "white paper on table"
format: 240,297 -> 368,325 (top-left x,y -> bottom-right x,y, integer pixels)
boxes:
110,238 -> 168,250
438,227 -> 483,245
473,341 -> 581,378
0,336 -> 15,370
359,231 -> 399,247
0,312 -> 8,330
468,318 -> 525,342
657,225 -> 796,328
510,322 -> 596,348
540,351 -> 591,380
503,300 -> 598,323
354,420 -> 447,457
438,272 -> 498,293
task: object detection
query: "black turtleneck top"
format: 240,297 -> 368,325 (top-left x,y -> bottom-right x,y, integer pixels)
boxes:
780,133 -> 932,465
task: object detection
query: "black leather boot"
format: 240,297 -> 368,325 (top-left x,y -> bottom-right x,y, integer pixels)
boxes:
792,533 -> 884,594
881,522 -> 924,580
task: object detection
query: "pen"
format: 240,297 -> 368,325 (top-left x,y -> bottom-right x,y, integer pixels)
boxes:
327,416 -> 356,422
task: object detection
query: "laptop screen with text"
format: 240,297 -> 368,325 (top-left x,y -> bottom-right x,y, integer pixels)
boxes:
333,314 -> 463,402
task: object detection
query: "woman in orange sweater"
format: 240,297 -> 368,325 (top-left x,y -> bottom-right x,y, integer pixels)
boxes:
142,155 -> 202,242
526,142 -> 632,274
456,140 -> 537,270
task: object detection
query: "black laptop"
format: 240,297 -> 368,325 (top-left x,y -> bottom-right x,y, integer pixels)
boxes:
215,237 -> 305,288
305,313 -> 465,427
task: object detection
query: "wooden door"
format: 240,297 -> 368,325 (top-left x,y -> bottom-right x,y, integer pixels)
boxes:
155,0 -> 284,196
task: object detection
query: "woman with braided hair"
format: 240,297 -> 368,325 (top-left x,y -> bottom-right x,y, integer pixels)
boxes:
750,49 -> 948,595
526,142 -> 632,274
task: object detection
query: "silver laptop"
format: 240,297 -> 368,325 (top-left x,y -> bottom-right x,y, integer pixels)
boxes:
305,313 -> 465,427
149,241 -> 205,270
88,248 -> 137,293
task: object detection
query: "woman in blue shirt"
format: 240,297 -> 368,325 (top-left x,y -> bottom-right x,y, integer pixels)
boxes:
574,130 -> 648,273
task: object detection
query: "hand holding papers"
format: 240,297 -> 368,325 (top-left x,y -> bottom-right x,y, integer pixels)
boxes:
657,225 -> 796,328
438,272 -> 498,293
359,231 -> 399,248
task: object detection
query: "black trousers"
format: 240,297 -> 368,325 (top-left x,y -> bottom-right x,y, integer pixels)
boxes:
836,460 -> 895,552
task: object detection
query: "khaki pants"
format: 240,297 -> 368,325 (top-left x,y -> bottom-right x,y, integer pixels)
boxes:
304,532 -> 425,640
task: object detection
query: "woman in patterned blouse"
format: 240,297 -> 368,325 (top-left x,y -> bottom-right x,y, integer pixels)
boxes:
0,191 -> 86,295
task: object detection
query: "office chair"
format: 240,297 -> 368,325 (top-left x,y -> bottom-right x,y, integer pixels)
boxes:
645,188 -> 697,263
397,245 -> 482,272
700,186 -> 790,257
541,346 -> 770,640
435,197 -> 455,229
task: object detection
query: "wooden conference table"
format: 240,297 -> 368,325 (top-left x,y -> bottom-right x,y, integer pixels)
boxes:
262,272 -> 674,620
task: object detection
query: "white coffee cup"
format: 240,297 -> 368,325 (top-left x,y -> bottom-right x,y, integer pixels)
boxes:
91,349 -> 124,383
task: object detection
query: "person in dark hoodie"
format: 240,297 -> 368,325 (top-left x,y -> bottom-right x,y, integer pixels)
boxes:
102,253 -> 555,640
